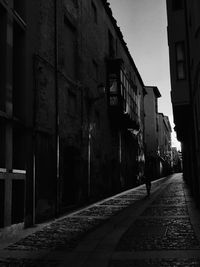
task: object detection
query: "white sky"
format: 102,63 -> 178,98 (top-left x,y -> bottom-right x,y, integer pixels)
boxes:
108,0 -> 181,150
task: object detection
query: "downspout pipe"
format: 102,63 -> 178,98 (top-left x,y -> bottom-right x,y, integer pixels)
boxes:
54,0 -> 59,217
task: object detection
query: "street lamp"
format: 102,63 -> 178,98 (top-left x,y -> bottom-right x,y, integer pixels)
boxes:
127,128 -> 141,136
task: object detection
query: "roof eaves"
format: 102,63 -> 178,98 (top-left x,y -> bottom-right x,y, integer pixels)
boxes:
144,86 -> 162,98
102,0 -> 145,87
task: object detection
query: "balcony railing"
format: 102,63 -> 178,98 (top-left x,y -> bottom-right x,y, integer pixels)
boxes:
107,59 -> 139,129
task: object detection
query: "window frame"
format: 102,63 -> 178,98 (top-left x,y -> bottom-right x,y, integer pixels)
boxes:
175,41 -> 187,81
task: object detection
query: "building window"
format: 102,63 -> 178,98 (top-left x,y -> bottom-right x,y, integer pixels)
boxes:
108,71 -> 118,106
64,16 -> 76,80
172,0 -> 184,11
120,68 -> 136,120
175,42 -> 186,80
108,30 -> 115,58
13,21 -> 26,119
91,1 -> 97,24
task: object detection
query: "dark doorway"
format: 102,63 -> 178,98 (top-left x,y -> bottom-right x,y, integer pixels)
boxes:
35,133 -> 56,223
62,146 -> 80,207
12,180 -> 25,224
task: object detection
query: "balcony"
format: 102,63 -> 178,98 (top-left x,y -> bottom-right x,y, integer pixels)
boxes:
107,59 -> 139,130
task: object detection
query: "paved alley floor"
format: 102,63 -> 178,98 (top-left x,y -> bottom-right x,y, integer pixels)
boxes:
1,173 -> 200,266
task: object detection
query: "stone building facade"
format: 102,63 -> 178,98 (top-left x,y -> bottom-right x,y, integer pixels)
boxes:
171,147 -> 182,173
0,0 -> 146,229
157,113 -> 172,176
166,0 -> 200,206
144,86 -> 161,179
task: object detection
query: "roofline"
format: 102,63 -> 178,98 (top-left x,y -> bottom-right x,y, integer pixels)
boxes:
101,0 -> 145,87
164,115 -> 172,132
143,86 -> 147,95
158,113 -> 172,132
145,86 -> 162,98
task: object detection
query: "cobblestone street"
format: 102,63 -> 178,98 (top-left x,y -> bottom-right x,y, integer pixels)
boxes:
1,173 -> 200,266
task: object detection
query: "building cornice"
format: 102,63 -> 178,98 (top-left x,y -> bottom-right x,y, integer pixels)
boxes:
101,0 -> 145,87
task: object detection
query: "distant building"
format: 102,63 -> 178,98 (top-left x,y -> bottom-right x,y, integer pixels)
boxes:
166,0 -> 200,205
172,147 -> 182,173
157,113 -> 172,176
144,86 -> 161,178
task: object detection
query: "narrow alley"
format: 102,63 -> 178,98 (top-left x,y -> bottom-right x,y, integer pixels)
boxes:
1,173 -> 200,267
1,1 -> 200,266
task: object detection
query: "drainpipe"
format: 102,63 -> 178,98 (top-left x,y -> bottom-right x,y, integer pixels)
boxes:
32,153 -> 35,224
87,98 -> 92,200
119,130 -> 122,188
54,0 -> 59,217
88,125 -> 91,198
26,55 -> 37,228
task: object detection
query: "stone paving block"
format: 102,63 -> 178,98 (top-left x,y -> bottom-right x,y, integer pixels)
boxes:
0,258 -> 60,267
116,218 -> 200,251
133,188 -> 147,192
152,197 -> 186,205
99,198 -> 138,206
161,184 -> 185,197
109,258 -> 200,267
6,217 -> 105,251
3,187 -> 148,253
117,194 -> 144,200
1,175 -> 200,266
162,192 -> 185,198
141,205 -> 188,217
76,205 -> 123,217
162,192 -> 185,197
162,183 -> 184,190
49,216 -> 104,231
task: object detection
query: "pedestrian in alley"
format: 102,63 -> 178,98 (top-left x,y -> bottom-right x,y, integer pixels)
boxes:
144,175 -> 151,197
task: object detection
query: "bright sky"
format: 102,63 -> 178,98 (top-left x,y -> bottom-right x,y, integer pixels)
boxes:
108,0 -> 181,150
